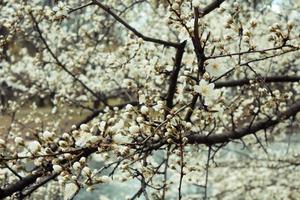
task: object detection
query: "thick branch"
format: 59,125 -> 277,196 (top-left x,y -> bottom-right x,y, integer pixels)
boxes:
0,101 -> 138,199
92,0 -> 180,48
148,101 -> 300,150
215,76 -> 300,88
166,41 -> 186,109
199,0 -> 226,17
187,101 -> 300,145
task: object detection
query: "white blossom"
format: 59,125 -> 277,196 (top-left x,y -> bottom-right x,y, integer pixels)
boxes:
64,182 -> 79,200
72,162 -> 81,171
27,141 -> 41,154
53,165 -> 63,173
194,79 -> 215,97
129,125 -> 140,134
14,137 -> 24,145
206,62 -> 227,77
42,131 -> 54,140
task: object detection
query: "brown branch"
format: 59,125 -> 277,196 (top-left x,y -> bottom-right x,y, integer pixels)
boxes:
187,101 -> 300,145
148,101 -> 300,150
30,13 -> 105,104
207,45 -> 297,60
204,146 -> 211,200
166,41 -> 186,110
0,146 -> 96,199
68,2 -> 94,14
178,140 -> 184,200
92,0 -> 181,48
0,173 -> 41,199
214,75 -> 300,88
0,101 -> 138,199
199,0 -> 226,17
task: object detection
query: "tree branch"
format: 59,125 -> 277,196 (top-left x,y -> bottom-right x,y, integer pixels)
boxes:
92,0 -> 181,48
215,75 -> 300,88
187,101 -> 300,145
166,41 -> 186,110
199,0 -> 226,17
30,13 -> 104,104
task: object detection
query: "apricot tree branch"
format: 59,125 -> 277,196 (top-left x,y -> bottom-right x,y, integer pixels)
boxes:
92,0 -> 181,48
215,75 -> 300,88
187,101 -> 300,145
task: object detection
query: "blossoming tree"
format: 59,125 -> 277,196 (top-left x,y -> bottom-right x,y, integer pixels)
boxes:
0,0 -> 300,199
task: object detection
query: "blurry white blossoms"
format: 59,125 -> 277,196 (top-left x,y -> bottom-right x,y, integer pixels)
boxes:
64,182 -> 79,200
52,1 -> 69,20
206,62 -> 227,77
194,79 -> 221,106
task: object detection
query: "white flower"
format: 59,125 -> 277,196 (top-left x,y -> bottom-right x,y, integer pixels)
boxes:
99,121 -> 106,132
82,166 -> 91,176
206,62 -> 226,77
64,182 -> 79,200
92,153 -> 104,162
194,80 -> 215,97
140,105 -> 149,114
207,88 -> 221,101
75,131 -> 93,147
90,136 -> 99,143
129,125 -> 140,134
79,157 -> 86,164
113,133 -> 130,144
72,162 -> 81,171
193,0 -> 202,7
53,1 -> 69,19
34,157 -> 43,166
28,141 -> 41,154
125,104 -> 134,111
110,120 -> 124,133
42,131 -> 54,140
0,139 -> 5,147
194,80 -> 222,105
53,164 -> 63,173
153,100 -> 164,111
14,137 -> 24,145
80,124 -> 89,132
100,175 -> 112,183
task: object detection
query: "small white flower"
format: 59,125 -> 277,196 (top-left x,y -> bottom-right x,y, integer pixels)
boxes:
140,105 -> 149,114
72,162 -> 81,171
0,139 -> 5,147
129,125 -> 140,134
80,124 -> 89,132
89,136 -> 98,143
100,175 -> 112,183
15,137 -> 24,145
99,121 -> 107,131
53,164 -> 63,173
28,141 -> 41,154
125,104 -> 134,111
75,132 -> 92,147
110,120 -> 124,133
82,166 -> 91,176
113,133 -> 130,144
86,186 -> 94,192
194,80 -> 215,97
53,1 -> 69,19
79,157 -> 86,164
206,62 -> 226,77
34,157 -> 43,166
42,131 -> 54,140
193,0 -> 202,7
64,182 -> 79,200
